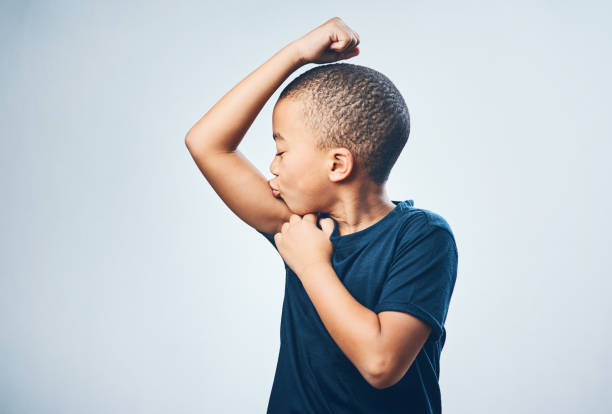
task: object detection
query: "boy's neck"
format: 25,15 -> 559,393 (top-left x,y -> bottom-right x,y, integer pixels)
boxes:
327,191 -> 396,237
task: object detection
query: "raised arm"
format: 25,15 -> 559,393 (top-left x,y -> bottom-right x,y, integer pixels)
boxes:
184,42 -> 304,235
185,17 -> 360,236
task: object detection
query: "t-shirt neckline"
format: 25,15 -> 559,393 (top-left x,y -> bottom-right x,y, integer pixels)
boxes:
320,199 -> 413,250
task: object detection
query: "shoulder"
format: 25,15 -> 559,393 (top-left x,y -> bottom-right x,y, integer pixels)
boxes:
394,204 -> 457,250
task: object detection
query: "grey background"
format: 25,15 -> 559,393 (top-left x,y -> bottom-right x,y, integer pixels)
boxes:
2,0 -> 611,413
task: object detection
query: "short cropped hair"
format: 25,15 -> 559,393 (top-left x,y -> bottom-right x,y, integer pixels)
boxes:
277,63 -> 410,184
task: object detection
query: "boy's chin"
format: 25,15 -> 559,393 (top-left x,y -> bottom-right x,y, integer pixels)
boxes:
287,205 -> 321,217
283,197 -> 326,217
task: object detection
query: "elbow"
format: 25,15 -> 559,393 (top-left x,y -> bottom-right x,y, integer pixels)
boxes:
368,371 -> 400,390
184,132 -> 193,149
185,131 -> 201,154
369,375 -> 398,391
365,356 -> 405,390
365,357 -> 393,390
368,374 -> 393,391
185,122 -> 201,149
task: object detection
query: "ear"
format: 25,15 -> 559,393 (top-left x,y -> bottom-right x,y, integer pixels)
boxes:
327,148 -> 353,182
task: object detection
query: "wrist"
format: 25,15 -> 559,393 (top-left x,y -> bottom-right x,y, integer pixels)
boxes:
300,260 -> 332,280
284,39 -> 308,68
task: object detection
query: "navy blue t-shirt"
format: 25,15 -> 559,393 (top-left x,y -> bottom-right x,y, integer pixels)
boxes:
257,199 -> 458,414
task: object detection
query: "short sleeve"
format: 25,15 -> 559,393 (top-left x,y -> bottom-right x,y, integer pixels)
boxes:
374,226 -> 458,342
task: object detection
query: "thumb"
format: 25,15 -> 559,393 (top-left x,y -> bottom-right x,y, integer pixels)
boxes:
330,36 -> 351,52
319,217 -> 335,238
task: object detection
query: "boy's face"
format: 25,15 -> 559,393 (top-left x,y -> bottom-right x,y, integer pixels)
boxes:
269,98 -> 332,216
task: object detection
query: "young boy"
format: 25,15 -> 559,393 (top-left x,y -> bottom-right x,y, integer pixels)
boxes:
185,17 -> 458,414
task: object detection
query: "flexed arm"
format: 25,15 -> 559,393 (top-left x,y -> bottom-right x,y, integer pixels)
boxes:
185,17 -> 360,235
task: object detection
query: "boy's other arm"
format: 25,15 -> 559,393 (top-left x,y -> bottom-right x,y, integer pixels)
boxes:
184,42 -> 305,235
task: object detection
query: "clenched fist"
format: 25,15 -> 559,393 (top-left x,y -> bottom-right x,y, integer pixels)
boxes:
293,17 -> 361,65
274,213 -> 335,278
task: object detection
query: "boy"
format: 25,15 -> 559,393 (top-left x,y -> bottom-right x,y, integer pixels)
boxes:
185,17 -> 458,414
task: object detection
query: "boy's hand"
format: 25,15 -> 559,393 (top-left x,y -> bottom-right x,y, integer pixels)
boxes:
274,214 -> 335,277
294,17 -> 360,65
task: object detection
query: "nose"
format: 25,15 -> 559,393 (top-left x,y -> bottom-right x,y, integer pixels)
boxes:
269,156 -> 279,176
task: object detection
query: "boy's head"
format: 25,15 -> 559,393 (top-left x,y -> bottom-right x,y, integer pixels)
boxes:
269,63 -> 410,215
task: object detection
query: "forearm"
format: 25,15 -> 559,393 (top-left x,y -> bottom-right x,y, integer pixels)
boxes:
299,262 -> 385,385
185,41 -> 304,152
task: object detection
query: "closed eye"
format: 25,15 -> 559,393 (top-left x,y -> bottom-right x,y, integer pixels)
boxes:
275,152 -> 285,157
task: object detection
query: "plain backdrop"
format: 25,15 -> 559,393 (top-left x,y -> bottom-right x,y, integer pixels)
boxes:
1,0 -> 611,413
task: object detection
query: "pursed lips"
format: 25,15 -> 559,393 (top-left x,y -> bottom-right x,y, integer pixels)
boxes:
268,180 -> 281,197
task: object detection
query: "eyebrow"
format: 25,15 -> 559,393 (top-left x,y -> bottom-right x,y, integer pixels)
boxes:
272,133 -> 286,142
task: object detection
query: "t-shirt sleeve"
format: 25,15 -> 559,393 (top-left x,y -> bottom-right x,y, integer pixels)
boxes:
374,226 -> 458,342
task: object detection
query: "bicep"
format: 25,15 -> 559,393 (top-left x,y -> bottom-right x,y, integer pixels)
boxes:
185,144 -> 292,235
374,310 -> 432,389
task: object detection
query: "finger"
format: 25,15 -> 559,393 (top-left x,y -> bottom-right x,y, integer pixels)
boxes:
341,46 -> 359,59
281,222 -> 290,233
331,35 -> 352,52
319,218 -> 335,237
302,213 -> 317,224
342,33 -> 357,51
289,214 -> 301,225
